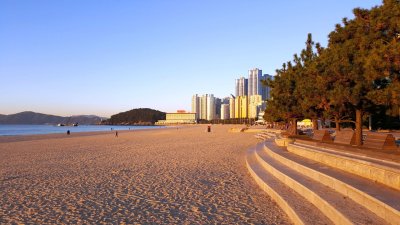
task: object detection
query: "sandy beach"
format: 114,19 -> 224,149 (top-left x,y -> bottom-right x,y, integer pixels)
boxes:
0,125 -> 289,224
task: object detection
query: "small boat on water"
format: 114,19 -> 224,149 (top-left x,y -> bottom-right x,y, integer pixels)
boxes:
57,123 -> 65,127
72,123 -> 78,127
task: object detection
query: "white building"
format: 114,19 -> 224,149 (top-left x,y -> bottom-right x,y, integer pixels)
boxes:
191,94 -> 200,120
193,94 -> 216,121
255,111 -> 266,124
235,77 -> 248,97
200,95 -> 208,120
206,94 -> 216,121
221,104 -> 230,120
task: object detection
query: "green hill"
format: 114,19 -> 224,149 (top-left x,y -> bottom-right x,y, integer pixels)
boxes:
0,111 -> 105,125
103,108 -> 165,125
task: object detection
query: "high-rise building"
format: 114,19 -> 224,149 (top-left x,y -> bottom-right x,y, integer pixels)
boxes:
235,77 -> 248,97
215,97 -> 222,119
221,97 -> 230,104
206,94 -> 216,121
248,68 -> 263,96
248,69 -> 273,101
234,96 -> 248,118
200,95 -> 207,120
234,97 -> 240,119
221,104 -> 230,120
191,94 -> 200,120
196,94 -> 217,121
248,95 -> 263,119
261,74 -> 273,100
229,97 -> 235,119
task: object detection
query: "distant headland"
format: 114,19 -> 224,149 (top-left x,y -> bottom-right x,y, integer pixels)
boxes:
101,108 -> 166,126
0,108 -> 167,126
0,111 -> 106,125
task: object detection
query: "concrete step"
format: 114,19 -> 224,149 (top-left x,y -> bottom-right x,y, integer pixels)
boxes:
255,142 -> 388,225
288,142 -> 400,191
254,132 -> 277,141
294,141 -> 400,170
254,133 -> 270,140
263,132 -> 277,138
265,140 -> 400,225
246,144 -> 333,225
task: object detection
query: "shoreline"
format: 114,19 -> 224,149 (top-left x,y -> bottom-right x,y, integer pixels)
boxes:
0,124 -> 245,143
0,125 -> 171,143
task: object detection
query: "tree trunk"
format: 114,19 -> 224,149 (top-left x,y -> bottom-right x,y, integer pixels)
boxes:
369,115 -> 372,130
355,109 -> 363,146
335,116 -> 340,131
312,119 -> 318,130
292,118 -> 297,135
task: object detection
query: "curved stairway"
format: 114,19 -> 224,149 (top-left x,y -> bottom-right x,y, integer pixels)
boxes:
246,135 -> 400,225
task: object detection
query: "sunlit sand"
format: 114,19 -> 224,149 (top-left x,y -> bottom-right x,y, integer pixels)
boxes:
0,125 -> 289,224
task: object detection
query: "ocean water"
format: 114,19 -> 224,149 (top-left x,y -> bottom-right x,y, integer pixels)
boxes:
0,124 -> 165,136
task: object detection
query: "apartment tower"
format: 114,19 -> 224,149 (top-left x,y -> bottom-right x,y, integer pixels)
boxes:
235,77 -> 248,97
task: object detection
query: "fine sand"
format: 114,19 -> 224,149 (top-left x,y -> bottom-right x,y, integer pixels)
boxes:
0,125 -> 290,224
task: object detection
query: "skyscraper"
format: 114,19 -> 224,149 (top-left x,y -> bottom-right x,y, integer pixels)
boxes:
200,95 -> 208,120
229,97 -> 235,119
221,104 -> 230,120
248,68 -> 263,96
235,77 -> 248,97
261,74 -> 273,100
221,97 -> 230,104
206,94 -> 216,121
215,97 -> 222,119
191,94 -> 200,120
196,94 -> 216,121
234,96 -> 248,118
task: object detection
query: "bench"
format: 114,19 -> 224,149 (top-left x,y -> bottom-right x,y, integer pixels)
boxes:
363,133 -> 398,151
312,130 -> 333,143
334,130 -> 355,145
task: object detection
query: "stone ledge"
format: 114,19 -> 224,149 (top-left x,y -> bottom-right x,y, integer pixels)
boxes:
265,144 -> 400,225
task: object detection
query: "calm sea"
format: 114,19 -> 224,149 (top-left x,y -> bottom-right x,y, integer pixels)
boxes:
0,124 -> 165,136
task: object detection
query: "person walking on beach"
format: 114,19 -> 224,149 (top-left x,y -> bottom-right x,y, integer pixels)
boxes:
115,131 -> 118,137
67,130 -> 70,135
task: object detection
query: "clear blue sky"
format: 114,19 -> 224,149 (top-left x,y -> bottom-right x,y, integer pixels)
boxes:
0,0 -> 382,117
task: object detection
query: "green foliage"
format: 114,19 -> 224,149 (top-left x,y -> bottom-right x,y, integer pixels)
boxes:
264,0 -> 400,131
105,108 -> 166,125
265,34 -> 320,122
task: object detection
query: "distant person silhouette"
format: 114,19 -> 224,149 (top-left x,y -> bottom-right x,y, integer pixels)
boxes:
115,131 -> 118,137
67,130 -> 70,135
